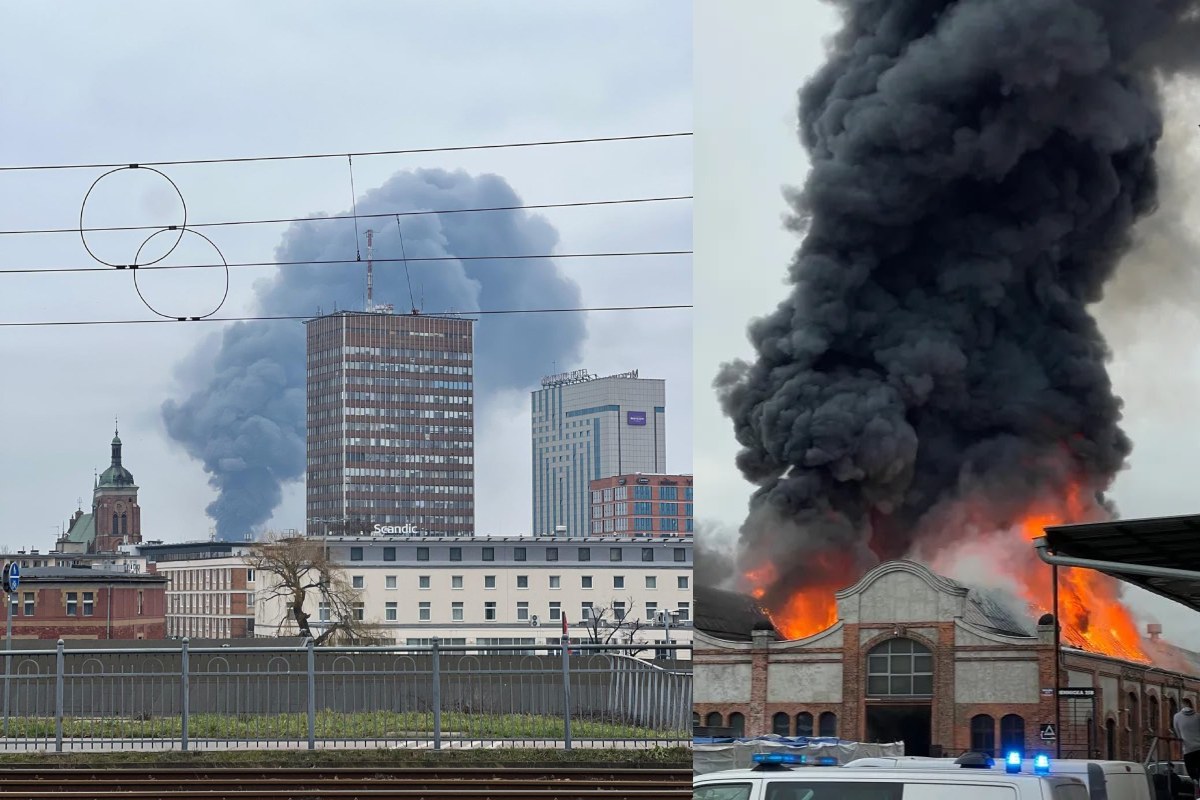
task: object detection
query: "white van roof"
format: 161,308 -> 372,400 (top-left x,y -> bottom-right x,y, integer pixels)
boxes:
845,757 -> 1147,776
695,765 -> 1086,791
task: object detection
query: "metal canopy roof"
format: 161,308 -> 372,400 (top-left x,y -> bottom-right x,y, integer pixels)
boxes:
1038,514 -> 1200,613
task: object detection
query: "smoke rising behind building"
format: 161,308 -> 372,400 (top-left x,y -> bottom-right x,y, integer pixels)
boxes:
715,0 -> 1200,614
163,169 -> 585,539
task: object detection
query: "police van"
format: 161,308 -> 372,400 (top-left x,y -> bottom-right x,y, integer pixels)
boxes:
693,753 -> 1089,799
845,753 -> 1157,800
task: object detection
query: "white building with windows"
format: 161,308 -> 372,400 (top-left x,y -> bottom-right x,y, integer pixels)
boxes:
136,541 -> 258,639
254,535 -> 693,654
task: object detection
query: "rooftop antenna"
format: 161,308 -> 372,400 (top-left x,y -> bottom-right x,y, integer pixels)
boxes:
365,229 -> 375,311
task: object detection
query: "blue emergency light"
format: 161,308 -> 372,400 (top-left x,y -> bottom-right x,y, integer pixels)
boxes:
1005,752 -> 1022,773
752,754 -> 804,766
1033,754 -> 1050,775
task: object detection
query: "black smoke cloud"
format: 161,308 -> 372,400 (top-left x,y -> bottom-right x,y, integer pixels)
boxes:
716,0 -> 1199,607
164,169 -> 585,539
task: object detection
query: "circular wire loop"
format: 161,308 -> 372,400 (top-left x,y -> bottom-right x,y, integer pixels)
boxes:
79,165 -> 187,267
132,227 -> 230,320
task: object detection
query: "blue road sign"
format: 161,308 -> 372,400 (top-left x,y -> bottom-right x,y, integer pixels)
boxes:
6,562 -> 18,593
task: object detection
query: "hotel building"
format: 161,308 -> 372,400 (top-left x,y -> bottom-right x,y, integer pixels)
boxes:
305,311 -> 475,537
531,369 -> 666,537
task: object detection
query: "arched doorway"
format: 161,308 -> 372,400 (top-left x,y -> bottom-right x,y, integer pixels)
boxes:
1106,717 -> 1117,760
863,637 -> 934,756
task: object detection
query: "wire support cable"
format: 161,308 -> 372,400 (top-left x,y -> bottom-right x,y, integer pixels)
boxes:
0,249 -> 692,277
0,304 -> 692,327
0,195 -> 692,238
0,132 -> 693,172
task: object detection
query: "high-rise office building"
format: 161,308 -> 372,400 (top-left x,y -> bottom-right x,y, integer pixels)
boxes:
305,311 -> 475,537
531,369 -> 666,537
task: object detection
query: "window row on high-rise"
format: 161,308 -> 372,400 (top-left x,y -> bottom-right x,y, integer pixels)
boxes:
340,344 -> 470,358
342,391 -> 472,404
349,408 -> 473,421
310,377 -> 473,392
343,361 -> 472,375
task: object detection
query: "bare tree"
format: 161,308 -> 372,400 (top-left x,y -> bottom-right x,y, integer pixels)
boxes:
248,533 -> 380,645
579,597 -> 647,646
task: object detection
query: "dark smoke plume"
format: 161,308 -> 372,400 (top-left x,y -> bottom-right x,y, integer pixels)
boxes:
716,0 -> 1199,610
164,169 -> 585,539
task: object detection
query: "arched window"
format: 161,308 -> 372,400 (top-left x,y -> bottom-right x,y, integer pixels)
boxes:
772,712 -> 791,736
1000,714 -> 1025,756
729,712 -> 745,737
704,711 -> 723,728
866,638 -> 933,697
971,714 -> 996,756
818,711 -> 837,737
120,513 -> 128,536
1149,695 -> 1160,735
692,712 -> 700,728
1127,692 -> 1141,761
112,513 -> 119,535
796,712 -> 814,737
1106,718 -> 1117,760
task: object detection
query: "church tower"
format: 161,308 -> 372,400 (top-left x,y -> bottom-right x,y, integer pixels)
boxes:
92,423 -> 141,552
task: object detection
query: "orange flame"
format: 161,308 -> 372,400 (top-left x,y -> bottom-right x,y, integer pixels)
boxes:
743,553 -> 852,640
742,479 -> 1148,661
1011,486 -> 1146,662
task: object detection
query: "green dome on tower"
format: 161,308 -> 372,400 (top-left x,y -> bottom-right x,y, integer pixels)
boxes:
98,423 -> 135,488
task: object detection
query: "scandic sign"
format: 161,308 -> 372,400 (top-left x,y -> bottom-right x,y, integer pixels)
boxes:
626,411 -> 646,426
372,523 -> 423,535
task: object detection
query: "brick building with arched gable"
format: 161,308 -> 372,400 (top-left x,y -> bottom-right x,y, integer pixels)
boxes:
695,560 -> 1200,761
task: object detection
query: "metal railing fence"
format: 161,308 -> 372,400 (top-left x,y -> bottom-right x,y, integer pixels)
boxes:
0,639 -> 691,751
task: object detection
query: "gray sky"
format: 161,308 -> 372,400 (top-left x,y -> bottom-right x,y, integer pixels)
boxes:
0,1 -> 691,545
695,1 -> 1200,648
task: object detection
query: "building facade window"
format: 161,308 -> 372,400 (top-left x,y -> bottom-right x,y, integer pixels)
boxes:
450,547 -> 462,562
352,576 -> 364,589
385,576 -> 397,590
516,601 -> 529,621
729,713 -> 745,737
22,592 -> 33,616
66,593 -> 77,616
772,712 -> 790,736
971,714 -> 996,756
418,602 -> 431,622
1000,714 -> 1025,756
818,712 -> 837,737
514,547 -> 527,562
482,547 -> 494,561
866,638 -> 934,697
484,601 -> 497,621
350,547 -> 363,561
418,576 -> 430,589
484,575 -> 496,589
451,602 -> 463,621
385,602 -> 397,621
83,592 -> 94,616
796,712 -> 813,737
383,547 -> 396,562
417,547 -> 429,562
578,547 -> 591,562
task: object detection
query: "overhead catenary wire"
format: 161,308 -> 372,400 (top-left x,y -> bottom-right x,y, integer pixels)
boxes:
0,249 -> 693,276
0,304 -> 692,327
0,194 -> 692,237
0,132 -> 692,172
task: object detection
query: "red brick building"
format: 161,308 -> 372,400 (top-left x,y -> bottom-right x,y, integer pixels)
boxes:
696,560 -> 1200,761
57,426 -> 143,554
6,568 -> 166,640
588,473 -> 693,536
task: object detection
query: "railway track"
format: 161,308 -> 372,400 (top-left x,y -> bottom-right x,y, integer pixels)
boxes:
0,766 -> 692,799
